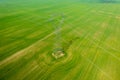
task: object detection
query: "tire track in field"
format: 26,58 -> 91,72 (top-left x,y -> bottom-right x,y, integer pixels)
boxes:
90,19 -> 120,62
62,7 -> 114,80
92,17 -> 120,55
63,16 -> 106,80
80,22 -> 112,80
77,15 -> 119,80
0,31 -> 55,66
0,18 -> 53,61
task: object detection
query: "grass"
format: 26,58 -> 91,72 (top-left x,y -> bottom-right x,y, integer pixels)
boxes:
0,1 -> 120,80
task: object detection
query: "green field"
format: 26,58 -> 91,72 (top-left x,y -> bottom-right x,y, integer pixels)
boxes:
0,0 -> 120,80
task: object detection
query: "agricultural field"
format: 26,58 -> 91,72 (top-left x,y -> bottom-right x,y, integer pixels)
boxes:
0,0 -> 120,80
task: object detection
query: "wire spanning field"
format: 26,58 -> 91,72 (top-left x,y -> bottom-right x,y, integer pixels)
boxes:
0,1 -> 120,80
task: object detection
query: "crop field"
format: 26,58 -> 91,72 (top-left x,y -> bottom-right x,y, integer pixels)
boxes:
0,0 -> 120,80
